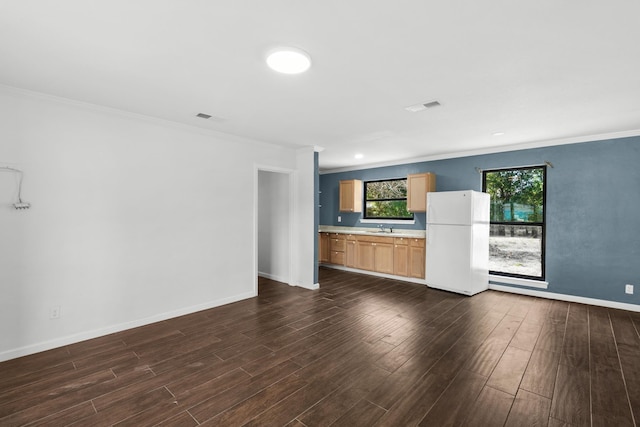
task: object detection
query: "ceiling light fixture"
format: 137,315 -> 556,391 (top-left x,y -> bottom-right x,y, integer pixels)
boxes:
354,153 -> 364,159
266,47 -> 311,74
492,132 -> 505,136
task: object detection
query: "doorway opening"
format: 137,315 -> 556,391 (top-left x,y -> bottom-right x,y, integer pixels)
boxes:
256,168 -> 293,294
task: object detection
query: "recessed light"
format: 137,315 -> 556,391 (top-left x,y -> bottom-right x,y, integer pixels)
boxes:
266,47 -> 311,74
493,132 -> 505,136
354,153 -> 364,159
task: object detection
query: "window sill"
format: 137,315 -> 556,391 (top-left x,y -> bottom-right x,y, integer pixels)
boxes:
360,218 -> 416,225
489,274 -> 548,289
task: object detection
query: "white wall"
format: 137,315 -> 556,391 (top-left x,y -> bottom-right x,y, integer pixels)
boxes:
0,87 -> 315,361
291,147 -> 318,289
257,170 -> 290,283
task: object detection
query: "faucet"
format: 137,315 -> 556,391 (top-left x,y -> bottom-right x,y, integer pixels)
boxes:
378,224 -> 385,232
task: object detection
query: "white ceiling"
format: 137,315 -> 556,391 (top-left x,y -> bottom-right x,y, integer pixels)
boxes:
2,1 -> 640,170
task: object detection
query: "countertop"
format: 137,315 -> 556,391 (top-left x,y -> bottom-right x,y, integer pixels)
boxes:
318,225 -> 426,239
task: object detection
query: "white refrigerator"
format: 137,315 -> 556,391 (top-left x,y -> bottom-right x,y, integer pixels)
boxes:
426,190 -> 490,296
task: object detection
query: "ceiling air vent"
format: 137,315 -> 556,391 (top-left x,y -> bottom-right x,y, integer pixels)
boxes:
405,100 -> 442,113
196,113 -> 212,119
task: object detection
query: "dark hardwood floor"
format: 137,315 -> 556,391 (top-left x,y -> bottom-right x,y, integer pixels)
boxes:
2,267 -> 640,426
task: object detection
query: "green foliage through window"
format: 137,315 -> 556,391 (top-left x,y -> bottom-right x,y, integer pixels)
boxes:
482,166 -> 546,280
484,168 -> 544,223
364,179 -> 413,219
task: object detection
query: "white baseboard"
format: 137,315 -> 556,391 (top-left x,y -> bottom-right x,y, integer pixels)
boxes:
489,274 -> 548,289
489,284 -> 640,312
257,272 -> 318,290
257,271 -> 290,284
320,263 -> 428,286
0,291 -> 256,363
293,282 -> 320,290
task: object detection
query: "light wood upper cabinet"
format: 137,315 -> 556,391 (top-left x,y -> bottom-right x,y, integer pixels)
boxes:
407,173 -> 436,212
339,180 -> 363,213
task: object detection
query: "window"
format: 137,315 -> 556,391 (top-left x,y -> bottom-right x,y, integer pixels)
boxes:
364,178 -> 413,220
482,166 -> 546,280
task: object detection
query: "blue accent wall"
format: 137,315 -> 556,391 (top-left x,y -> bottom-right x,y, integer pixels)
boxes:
319,136 -> 640,305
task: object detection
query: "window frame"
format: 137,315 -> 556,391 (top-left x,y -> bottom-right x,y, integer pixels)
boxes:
482,165 -> 547,281
362,177 -> 414,220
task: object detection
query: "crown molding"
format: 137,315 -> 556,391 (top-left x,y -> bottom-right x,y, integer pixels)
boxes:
319,129 -> 640,175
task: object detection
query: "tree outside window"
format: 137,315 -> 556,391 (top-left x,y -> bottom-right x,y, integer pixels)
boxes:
364,179 -> 413,220
483,166 -> 546,279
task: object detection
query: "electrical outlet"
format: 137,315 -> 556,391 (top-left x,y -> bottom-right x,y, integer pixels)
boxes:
50,306 -> 61,319
337,216 -> 342,223
625,284 -> 634,295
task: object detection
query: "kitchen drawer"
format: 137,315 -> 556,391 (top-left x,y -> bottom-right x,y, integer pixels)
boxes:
356,235 -> 394,244
330,251 -> 345,265
409,238 -> 425,248
345,234 -> 357,241
329,233 -> 345,240
394,237 -> 409,245
330,238 -> 346,252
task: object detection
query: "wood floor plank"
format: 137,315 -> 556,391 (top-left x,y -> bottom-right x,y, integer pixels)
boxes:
71,386 -> 175,426
196,373 -> 308,425
296,365 -> 389,427
504,389 -> 551,427
547,417 -> 572,427
1,269 -> 640,426
559,304 -> 589,370
617,342 -> 640,423
184,359 -> 302,422
330,398 -> 386,426
485,345 -> 531,396
591,361 -> 634,427
519,348 -> 561,398
373,372 -> 454,427
510,319 -> 544,352
417,369 -> 487,426
588,305 -> 612,336
550,363 -> 590,426
153,411 -> 199,427
26,401 -> 97,427
241,380 -> 336,427
462,385 -> 514,427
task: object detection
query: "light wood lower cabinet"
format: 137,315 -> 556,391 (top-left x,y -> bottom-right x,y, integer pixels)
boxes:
319,232 -> 425,279
319,232 -> 330,263
345,235 -> 357,268
393,238 -> 409,276
373,242 -> 394,274
329,233 -> 346,265
355,235 -> 395,275
355,241 -> 375,271
409,238 -> 426,278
